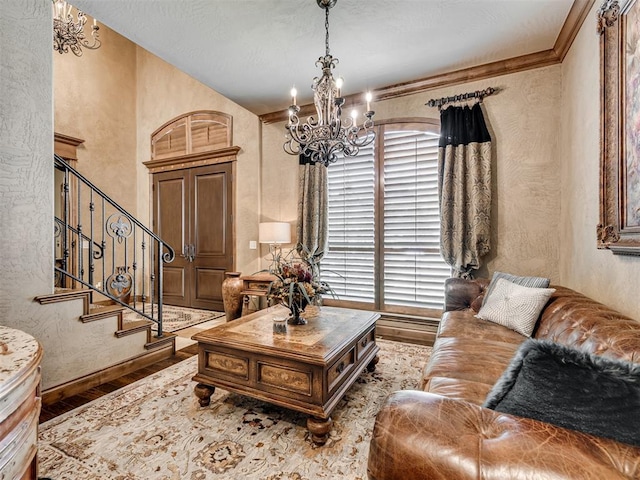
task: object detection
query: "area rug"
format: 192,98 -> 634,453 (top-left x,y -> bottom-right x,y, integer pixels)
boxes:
38,339 -> 431,479
122,303 -> 226,333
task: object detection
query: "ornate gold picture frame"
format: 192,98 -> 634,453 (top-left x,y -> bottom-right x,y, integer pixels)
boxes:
598,0 -> 640,255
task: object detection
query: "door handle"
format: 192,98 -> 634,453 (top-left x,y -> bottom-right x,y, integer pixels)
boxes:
183,244 -> 196,262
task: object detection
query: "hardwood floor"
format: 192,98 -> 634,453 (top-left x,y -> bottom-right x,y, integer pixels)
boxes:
39,344 -> 198,423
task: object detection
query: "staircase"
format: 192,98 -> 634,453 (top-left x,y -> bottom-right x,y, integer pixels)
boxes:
35,155 -> 177,404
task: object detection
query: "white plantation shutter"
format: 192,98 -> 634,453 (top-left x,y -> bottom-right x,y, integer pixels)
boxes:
383,130 -> 449,309
322,121 -> 450,314
323,143 -> 375,302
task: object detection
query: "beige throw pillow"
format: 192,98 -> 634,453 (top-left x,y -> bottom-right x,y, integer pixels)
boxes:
476,278 -> 556,337
482,271 -> 550,306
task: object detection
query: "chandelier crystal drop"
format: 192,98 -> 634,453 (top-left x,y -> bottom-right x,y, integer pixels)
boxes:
283,0 -> 375,167
52,0 -> 101,56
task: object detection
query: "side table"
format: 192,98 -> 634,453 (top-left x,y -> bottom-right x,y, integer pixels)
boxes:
240,272 -> 276,316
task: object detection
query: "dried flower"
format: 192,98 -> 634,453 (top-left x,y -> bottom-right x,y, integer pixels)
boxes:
266,251 -> 332,314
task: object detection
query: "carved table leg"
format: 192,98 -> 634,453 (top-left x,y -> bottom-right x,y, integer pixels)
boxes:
194,383 -> 215,407
307,416 -> 333,446
367,355 -> 380,373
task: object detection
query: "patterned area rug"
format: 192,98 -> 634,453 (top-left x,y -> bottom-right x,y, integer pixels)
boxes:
122,304 -> 226,333
38,339 -> 432,479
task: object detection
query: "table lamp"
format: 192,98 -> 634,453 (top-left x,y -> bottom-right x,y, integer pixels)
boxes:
259,222 -> 291,272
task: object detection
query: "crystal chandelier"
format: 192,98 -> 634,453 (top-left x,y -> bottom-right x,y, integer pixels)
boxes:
52,0 -> 101,56
283,0 -> 375,167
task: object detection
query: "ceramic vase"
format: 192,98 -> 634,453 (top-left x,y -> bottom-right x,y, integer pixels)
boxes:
222,272 -> 243,321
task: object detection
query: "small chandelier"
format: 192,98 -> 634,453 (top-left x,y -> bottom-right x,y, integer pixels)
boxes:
284,0 -> 375,167
52,0 -> 101,56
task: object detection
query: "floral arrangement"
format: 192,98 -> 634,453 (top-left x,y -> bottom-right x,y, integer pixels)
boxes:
266,251 -> 332,324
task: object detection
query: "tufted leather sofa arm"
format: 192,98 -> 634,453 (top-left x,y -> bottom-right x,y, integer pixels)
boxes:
367,390 -> 640,480
443,277 -> 490,312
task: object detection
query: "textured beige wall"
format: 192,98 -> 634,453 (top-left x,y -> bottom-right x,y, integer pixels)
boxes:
135,48 -> 262,275
54,15 -> 138,215
260,122 -> 300,267
262,66 -> 563,281
560,3 -> 639,318
0,0 -> 109,390
0,0 -> 53,323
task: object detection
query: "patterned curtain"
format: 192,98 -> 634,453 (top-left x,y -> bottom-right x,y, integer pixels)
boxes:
296,154 -> 328,275
437,102 -> 492,278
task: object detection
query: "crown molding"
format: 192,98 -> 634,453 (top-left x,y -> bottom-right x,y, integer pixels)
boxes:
259,0 -> 595,125
554,0 -> 595,60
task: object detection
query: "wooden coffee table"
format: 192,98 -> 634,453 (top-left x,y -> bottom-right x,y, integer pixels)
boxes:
191,305 -> 380,445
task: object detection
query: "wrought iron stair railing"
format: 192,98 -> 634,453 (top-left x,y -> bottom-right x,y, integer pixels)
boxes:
54,154 -> 175,336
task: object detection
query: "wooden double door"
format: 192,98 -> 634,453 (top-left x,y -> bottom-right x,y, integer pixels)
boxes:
153,163 -> 233,311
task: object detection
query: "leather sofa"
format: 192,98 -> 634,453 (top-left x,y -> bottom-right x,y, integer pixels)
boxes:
368,278 -> 640,480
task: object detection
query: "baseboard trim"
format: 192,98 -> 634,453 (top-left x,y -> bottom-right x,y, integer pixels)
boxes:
42,344 -> 175,405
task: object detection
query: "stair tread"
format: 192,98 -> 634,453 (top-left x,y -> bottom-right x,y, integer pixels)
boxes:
54,287 -> 89,294
146,332 -> 177,349
36,289 -> 92,309
80,303 -> 126,323
37,288 -> 90,300
120,319 -> 154,330
148,332 -> 177,342
115,319 -> 154,338
88,304 -> 126,315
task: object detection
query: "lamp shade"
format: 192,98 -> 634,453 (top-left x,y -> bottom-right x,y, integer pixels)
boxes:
259,222 -> 291,244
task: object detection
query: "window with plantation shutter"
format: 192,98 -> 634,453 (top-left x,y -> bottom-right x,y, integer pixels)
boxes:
323,143 -> 376,303
322,119 -> 450,318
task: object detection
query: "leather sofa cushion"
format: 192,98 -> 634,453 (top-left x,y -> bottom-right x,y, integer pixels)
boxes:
439,311 -> 526,345
423,376 -> 493,404
423,336 -> 520,392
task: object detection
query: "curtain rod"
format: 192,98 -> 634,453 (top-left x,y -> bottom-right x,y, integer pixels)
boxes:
425,87 -> 497,108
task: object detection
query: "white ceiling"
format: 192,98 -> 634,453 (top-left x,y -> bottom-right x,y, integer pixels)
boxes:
71,0 -> 575,116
